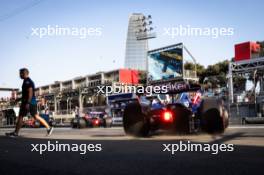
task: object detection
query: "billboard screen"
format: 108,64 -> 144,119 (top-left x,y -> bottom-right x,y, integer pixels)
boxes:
148,43 -> 183,82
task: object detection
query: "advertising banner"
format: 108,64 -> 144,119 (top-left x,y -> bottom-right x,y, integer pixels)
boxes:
148,43 -> 183,82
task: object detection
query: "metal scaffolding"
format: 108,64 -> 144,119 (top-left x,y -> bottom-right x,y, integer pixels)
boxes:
228,56 -> 264,103
228,56 -> 264,123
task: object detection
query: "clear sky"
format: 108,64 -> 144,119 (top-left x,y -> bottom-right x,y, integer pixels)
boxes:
0,0 -> 263,97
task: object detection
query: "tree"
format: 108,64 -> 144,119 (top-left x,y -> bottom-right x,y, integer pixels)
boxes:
184,62 -> 205,83
184,60 -> 230,86
138,71 -> 147,84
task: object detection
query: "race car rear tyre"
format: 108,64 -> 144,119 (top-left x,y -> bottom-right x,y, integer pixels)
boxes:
170,104 -> 192,134
104,118 -> 112,128
71,118 -> 78,128
78,118 -> 87,128
71,118 -> 86,129
123,102 -> 150,137
200,97 -> 228,134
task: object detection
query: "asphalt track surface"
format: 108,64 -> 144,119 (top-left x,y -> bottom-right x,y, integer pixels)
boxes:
0,126 -> 264,175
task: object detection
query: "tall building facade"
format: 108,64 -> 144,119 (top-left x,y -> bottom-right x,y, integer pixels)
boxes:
124,13 -> 149,71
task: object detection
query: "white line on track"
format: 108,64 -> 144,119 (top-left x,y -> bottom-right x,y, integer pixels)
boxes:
229,125 -> 264,129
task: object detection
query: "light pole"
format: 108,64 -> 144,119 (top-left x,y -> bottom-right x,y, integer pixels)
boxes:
253,70 -> 258,115
134,14 -> 156,40
54,93 -> 62,115
133,14 -> 156,83
66,97 -> 72,114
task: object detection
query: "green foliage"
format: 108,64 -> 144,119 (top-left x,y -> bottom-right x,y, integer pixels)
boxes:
184,62 -> 205,76
184,60 -> 230,86
138,71 -> 147,84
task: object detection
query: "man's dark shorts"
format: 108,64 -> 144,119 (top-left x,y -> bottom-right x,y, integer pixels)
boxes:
19,103 -> 37,117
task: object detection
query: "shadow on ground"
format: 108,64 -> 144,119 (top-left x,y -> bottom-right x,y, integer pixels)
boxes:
0,132 -> 264,175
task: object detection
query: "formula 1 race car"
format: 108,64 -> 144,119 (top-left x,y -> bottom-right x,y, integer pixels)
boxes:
71,111 -> 112,128
123,81 -> 229,137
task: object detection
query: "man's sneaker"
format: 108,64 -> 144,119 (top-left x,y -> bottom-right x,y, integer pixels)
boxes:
47,127 -> 54,136
5,132 -> 18,137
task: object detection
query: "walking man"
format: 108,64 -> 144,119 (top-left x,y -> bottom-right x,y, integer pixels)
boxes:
6,68 -> 53,137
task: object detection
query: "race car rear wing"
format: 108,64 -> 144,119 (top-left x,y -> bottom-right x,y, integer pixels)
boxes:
150,80 -> 201,94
